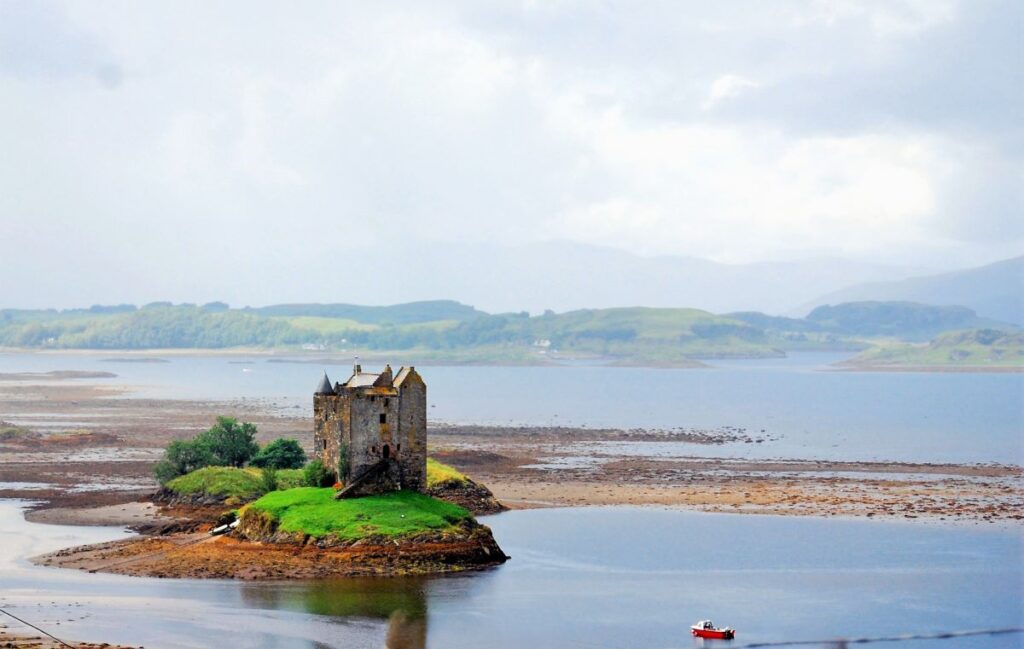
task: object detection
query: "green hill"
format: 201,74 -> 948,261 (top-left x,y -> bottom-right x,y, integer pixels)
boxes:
845,329 -> 1024,369
804,301 -> 1003,341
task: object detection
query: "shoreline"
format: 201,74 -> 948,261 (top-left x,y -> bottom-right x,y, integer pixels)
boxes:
4,347 -> 1021,373
0,628 -> 136,649
832,363 -> 1024,373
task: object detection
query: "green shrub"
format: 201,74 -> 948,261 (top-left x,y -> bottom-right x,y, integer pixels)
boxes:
303,459 -> 335,487
154,438 -> 216,485
250,438 -> 307,469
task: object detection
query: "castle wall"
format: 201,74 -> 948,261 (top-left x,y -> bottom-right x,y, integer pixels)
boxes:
396,380 -> 427,491
348,390 -> 399,482
314,393 -> 350,481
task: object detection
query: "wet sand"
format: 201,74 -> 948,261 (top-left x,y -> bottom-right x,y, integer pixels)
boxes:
0,376 -> 1021,526
0,627 -> 137,649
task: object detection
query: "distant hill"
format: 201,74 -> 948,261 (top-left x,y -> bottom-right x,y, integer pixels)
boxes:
730,301 -> 1014,339
243,300 -> 486,325
297,241 -> 925,315
802,302 -> 1009,341
844,329 -> 1024,370
802,256 -> 1024,325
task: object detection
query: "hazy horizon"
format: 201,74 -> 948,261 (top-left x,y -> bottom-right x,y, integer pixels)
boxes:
1,1 -> 1021,312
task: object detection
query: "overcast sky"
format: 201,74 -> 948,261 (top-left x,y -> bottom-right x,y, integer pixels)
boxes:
0,0 -> 1021,309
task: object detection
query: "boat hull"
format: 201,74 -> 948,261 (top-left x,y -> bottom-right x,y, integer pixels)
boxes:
691,627 -> 735,639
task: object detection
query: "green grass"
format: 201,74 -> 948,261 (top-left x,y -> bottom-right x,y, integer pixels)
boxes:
426,458 -> 468,488
276,468 -> 306,489
165,466 -> 266,499
247,488 -> 471,539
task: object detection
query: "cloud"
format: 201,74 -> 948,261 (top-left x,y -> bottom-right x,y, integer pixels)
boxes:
702,75 -> 760,110
0,0 -> 1019,307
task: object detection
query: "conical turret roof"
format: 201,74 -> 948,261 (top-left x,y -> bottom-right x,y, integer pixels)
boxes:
315,372 -> 335,395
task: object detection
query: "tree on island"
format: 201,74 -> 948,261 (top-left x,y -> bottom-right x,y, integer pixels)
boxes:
153,438 -> 216,484
154,416 -> 261,484
250,438 -> 307,470
196,416 -> 259,468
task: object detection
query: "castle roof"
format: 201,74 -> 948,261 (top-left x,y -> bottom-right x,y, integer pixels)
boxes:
393,366 -> 422,387
315,372 -> 335,395
345,371 -> 381,388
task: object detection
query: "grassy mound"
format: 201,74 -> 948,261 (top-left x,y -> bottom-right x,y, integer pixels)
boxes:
275,468 -> 305,490
165,466 -> 266,500
426,458 -> 468,488
246,488 -> 471,540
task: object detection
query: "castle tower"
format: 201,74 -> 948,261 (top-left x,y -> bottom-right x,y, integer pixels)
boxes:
313,364 -> 427,496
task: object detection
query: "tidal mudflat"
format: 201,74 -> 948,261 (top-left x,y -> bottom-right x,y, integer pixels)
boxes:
1,352 -> 1021,525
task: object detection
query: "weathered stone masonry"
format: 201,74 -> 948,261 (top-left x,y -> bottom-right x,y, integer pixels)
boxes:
313,363 -> 427,496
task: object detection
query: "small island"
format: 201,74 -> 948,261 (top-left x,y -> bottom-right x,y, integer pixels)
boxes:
35,365 -> 508,579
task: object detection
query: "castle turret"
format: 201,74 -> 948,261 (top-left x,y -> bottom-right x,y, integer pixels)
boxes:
315,372 -> 334,395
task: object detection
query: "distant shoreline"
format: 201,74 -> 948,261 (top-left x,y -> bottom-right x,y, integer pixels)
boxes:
0,347 -> 711,369
3,347 -> 1021,372
834,363 -> 1023,374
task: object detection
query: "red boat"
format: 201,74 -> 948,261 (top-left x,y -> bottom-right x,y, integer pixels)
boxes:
691,620 -> 735,640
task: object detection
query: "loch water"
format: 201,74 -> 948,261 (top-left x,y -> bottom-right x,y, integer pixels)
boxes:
1,501 -> 1021,649
1,352 -> 1021,647
1,351 -> 1021,463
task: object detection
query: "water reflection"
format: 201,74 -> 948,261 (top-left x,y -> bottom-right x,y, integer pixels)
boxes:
239,577 -> 431,649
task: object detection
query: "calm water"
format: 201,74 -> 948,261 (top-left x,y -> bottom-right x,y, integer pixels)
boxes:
1,501 -> 1021,649
0,352 -> 1021,464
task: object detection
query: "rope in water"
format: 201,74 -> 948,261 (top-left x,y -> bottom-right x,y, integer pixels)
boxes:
0,605 -> 77,648
724,626 -> 1023,647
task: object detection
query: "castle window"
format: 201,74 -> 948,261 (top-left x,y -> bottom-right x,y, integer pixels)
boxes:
370,396 -> 376,402
383,398 -> 389,408
322,439 -> 327,450
379,413 -> 387,424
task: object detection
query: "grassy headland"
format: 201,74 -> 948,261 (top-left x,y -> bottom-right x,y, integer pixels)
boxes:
844,329 -> 1024,370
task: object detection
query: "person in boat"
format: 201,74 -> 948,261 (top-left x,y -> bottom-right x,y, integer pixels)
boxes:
704,621 -> 714,630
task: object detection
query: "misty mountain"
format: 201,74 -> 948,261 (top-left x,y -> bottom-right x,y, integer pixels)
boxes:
801,256 -> 1024,325
729,301 -> 1015,342
320,242 -> 927,315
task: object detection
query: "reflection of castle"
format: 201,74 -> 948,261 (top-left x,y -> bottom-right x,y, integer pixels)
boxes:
385,611 -> 426,649
314,363 -> 427,496
238,578 -> 427,649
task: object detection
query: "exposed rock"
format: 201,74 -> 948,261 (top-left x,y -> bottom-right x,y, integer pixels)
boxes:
427,477 -> 507,515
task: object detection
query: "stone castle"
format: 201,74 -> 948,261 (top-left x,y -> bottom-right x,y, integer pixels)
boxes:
313,363 -> 427,497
